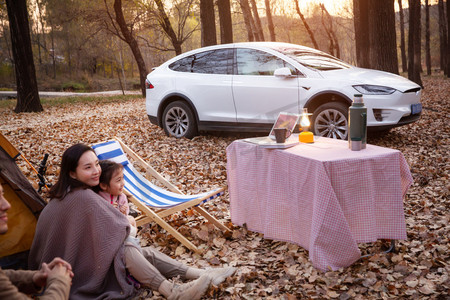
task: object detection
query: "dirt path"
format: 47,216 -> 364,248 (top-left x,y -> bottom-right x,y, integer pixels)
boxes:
0,90 -> 140,100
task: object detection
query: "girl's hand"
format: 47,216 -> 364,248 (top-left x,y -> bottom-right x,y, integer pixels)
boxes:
127,215 -> 137,227
119,205 -> 127,215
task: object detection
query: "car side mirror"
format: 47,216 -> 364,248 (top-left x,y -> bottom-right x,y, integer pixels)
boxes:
274,67 -> 294,78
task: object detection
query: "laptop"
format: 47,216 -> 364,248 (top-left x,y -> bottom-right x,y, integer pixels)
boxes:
243,112 -> 300,148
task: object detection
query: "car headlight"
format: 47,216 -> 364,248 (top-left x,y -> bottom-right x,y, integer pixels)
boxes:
352,85 -> 396,95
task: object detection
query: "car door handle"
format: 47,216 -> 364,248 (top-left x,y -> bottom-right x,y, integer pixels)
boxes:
302,86 -> 311,90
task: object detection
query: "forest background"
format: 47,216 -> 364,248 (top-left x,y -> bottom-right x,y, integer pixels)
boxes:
0,1 -> 449,298
0,0 -> 449,110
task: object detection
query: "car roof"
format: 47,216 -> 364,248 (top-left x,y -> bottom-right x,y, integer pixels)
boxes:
159,42 -> 324,67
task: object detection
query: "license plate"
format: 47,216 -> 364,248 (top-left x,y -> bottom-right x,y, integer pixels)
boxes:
411,103 -> 422,115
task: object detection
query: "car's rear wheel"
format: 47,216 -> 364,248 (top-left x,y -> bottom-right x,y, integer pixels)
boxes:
162,101 -> 198,138
312,102 -> 349,140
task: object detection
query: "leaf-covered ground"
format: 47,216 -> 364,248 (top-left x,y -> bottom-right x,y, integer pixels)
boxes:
0,76 -> 448,299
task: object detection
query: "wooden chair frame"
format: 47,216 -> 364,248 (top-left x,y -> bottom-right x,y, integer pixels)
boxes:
94,137 -> 230,253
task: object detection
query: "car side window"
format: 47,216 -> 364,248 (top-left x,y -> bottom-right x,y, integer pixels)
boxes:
169,56 -> 193,72
169,49 -> 233,74
235,48 -> 297,76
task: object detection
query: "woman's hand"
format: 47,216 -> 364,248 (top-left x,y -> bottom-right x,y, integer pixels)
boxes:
46,263 -> 73,284
46,257 -> 73,272
32,257 -> 74,287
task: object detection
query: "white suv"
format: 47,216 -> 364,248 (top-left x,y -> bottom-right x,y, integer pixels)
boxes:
146,42 -> 422,139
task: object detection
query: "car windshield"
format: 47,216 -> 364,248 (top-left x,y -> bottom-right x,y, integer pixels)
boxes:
274,47 -> 351,71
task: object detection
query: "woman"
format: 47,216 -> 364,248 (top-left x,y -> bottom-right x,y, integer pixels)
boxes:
29,144 -> 235,300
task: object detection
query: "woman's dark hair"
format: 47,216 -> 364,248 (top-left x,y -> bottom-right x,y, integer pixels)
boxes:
49,143 -> 96,199
98,160 -> 123,189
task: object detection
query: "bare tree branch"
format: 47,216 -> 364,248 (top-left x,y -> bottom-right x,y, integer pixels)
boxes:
293,0 -> 319,49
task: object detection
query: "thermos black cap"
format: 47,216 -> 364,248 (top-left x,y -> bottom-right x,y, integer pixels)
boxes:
353,94 -> 364,103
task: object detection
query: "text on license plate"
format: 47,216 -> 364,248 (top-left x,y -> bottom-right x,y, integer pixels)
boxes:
411,103 -> 422,114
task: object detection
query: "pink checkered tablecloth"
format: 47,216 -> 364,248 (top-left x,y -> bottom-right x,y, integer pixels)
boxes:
226,136 -> 413,271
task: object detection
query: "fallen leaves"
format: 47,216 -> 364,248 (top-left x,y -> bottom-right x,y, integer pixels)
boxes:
0,76 -> 449,299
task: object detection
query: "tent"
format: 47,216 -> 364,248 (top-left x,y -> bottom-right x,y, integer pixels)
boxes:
0,132 -> 46,269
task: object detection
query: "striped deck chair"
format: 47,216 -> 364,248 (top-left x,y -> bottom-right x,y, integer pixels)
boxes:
92,137 -> 230,253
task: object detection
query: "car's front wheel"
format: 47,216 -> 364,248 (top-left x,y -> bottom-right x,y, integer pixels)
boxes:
312,102 -> 349,140
162,101 -> 198,138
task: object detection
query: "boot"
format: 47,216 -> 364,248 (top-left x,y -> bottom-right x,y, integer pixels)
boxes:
167,273 -> 211,300
204,266 -> 236,286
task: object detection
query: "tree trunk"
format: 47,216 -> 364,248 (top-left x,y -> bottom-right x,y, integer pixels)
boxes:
36,1 -> 47,64
368,0 -> 398,74
218,0 -> 233,44
91,57 -> 97,75
398,0 -> 408,73
37,0 -> 48,75
50,24 -> 56,79
320,5 -> 334,55
438,0 -> 448,75
66,29 -> 72,77
353,0 -> 370,68
408,0 -> 423,87
110,61 -> 114,78
425,0 -> 431,75
293,0 -> 318,49
35,29 -> 42,65
249,0 -> 265,41
29,7 -> 42,66
130,59 -> 134,78
5,0 -> 43,113
113,0 -> 148,96
154,0 -> 182,55
319,3 -> 340,58
265,0 -> 276,41
2,23 -> 13,66
447,0 -> 450,77
119,47 -> 127,91
116,67 -> 125,95
238,0 -> 255,41
294,0 -> 319,49
200,0 -> 217,46
248,8 -> 259,41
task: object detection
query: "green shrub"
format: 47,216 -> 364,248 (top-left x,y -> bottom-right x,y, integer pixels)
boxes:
61,81 -> 86,92
0,63 -> 14,87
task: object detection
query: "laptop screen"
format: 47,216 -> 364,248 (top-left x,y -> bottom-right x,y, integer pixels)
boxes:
268,112 -> 300,139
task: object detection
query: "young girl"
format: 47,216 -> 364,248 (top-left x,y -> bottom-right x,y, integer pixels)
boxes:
30,143 -> 236,300
98,160 -> 129,215
97,160 -> 137,238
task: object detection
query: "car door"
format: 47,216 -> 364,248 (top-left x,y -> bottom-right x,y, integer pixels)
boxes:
232,48 -> 300,125
174,48 -> 236,123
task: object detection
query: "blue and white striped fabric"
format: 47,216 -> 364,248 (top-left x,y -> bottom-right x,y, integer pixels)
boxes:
92,140 -> 224,209
92,140 -> 129,166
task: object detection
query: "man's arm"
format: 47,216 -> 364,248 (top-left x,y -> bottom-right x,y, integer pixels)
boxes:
0,267 -> 40,299
0,260 -> 72,300
36,263 -> 71,300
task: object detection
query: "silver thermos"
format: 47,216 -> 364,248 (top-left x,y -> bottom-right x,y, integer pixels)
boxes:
348,94 -> 367,150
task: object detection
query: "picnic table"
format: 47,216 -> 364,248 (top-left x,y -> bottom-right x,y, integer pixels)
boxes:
226,136 -> 412,271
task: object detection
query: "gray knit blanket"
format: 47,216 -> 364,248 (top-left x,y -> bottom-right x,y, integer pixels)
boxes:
29,188 -> 136,299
